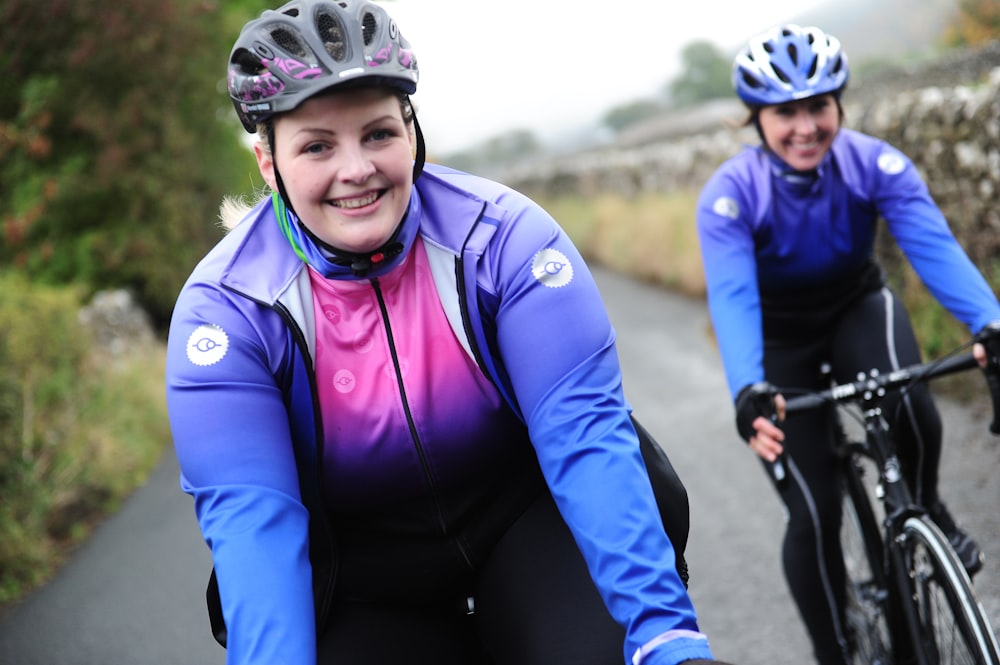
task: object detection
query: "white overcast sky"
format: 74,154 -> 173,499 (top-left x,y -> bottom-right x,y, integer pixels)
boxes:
383,0 -> 828,153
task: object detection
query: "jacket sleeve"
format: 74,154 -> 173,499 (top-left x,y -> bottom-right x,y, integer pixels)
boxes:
484,191 -> 714,665
869,142 -> 1000,332
696,162 -> 766,399
165,282 -> 317,665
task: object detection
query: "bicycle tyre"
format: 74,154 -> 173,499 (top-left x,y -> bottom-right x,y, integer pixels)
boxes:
898,515 -> 1000,665
840,454 -> 892,664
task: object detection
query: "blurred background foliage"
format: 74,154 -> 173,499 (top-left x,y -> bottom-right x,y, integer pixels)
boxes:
1,0 -> 271,328
0,274 -> 169,604
0,0 -> 271,608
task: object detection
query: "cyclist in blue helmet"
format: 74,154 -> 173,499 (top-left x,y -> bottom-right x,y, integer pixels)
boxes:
166,1 -> 733,664
697,23 -> 1000,665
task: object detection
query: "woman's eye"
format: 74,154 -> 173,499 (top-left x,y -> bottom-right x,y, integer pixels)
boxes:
368,129 -> 394,142
304,143 -> 326,154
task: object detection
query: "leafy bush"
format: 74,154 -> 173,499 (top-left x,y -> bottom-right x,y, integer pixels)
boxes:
0,273 -> 167,605
0,0 -> 261,328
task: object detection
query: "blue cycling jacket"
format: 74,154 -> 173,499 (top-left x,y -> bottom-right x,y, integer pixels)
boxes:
165,164 -> 712,665
696,128 -> 1000,398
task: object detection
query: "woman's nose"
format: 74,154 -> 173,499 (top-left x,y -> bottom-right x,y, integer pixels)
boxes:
338,146 -> 376,182
793,112 -> 817,134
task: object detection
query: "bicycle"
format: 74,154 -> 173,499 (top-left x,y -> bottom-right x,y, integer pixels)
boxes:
770,324 -> 1000,665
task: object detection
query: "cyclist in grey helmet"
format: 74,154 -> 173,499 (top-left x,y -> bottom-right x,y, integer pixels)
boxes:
166,1 -> 733,664
696,23 -> 1000,665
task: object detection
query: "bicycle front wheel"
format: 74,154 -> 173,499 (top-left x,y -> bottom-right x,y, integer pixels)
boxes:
840,455 -> 892,664
899,515 -> 1000,665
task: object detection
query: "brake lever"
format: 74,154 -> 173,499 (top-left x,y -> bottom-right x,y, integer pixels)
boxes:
767,412 -> 790,488
975,322 -> 1000,435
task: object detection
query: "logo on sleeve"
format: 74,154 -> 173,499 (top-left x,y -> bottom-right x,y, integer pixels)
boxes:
531,248 -> 573,288
186,324 -> 229,367
877,152 -> 906,175
712,196 -> 740,219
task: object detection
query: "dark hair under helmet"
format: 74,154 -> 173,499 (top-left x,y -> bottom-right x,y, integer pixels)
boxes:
733,24 -> 848,107
227,0 -> 419,132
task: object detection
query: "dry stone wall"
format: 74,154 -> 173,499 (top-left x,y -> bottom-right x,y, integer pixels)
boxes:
502,40 -> 1000,275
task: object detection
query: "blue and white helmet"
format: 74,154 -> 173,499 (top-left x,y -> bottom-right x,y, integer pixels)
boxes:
733,24 -> 848,106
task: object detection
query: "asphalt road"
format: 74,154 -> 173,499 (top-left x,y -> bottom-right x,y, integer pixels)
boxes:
1,266 -> 997,664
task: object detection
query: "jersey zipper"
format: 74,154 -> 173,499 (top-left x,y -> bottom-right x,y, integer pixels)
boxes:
370,277 -> 474,568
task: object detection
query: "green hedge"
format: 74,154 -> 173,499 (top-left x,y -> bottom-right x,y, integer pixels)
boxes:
0,273 -> 168,605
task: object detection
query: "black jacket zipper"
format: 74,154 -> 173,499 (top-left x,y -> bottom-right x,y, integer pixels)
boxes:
370,277 -> 474,567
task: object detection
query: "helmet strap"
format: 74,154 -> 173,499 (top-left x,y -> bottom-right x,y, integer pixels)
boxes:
411,102 -> 426,182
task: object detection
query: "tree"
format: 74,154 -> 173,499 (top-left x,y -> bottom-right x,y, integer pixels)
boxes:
0,0 -> 265,328
943,0 -> 1000,47
601,100 -> 667,135
666,41 -> 732,109
440,129 -> 543,175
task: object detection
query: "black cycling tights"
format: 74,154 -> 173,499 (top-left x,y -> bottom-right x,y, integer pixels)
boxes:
316,490 -> 624,665
763,286 -> 943,665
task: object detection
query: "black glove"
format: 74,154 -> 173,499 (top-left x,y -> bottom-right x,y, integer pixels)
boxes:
734,381 -> 778,442
975,320 -> 1000,434
976,320 -> 1000,363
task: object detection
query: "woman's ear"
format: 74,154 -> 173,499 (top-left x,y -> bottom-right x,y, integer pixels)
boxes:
254,141 -> 278,191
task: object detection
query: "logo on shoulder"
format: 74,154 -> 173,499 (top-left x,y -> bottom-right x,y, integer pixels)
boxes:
877,152 -> 906,176
712,196 -> 740,219
186,324 -> 229,367
531,248 -> 573,288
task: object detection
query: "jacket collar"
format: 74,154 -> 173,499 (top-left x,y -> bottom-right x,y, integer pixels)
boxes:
217,163 -> 502,305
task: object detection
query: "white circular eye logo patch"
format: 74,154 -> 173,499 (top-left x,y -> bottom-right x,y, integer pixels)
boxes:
531,248 -> 573,288
712,196 -> 740,219
333,369 -> 356,394
877,152 -> 906,175
186,324 -> 229,367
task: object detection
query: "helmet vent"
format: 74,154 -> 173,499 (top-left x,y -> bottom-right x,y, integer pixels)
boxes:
740,71 -> 762,90
317,11 -> 347,61
269,26 -> 309,59
361,11 -> 377,45
233,48 -> 266,75
806,56 -> 819,79
786,44 -> 798,66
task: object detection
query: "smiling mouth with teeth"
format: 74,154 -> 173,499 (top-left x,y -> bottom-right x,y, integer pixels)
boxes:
331,190 -> 382,209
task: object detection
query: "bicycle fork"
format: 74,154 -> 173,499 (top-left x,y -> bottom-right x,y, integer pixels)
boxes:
862,407 -> 935,665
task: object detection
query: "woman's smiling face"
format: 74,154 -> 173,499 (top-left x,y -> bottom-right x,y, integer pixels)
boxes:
758,93 -> 841,172
256,87 -> 415,253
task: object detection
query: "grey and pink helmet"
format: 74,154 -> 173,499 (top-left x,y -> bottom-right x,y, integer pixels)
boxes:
733,24 -> 848,107
227,0 -> 419,132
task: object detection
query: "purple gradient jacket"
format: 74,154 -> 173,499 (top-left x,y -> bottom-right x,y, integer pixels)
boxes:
165,164 -> 711,665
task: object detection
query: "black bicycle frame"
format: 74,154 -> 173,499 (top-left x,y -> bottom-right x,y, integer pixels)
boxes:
851,391 -> 932,664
